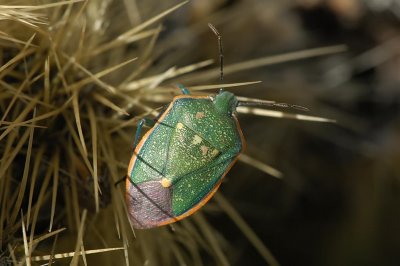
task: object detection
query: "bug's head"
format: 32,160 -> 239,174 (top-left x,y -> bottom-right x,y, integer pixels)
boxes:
212,90 -> 238,116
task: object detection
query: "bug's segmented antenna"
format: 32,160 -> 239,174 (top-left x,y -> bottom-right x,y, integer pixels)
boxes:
207,23 -> 309,113
208,23 -> 224,82
272,103 -> 309,112
237,99 -> 309,112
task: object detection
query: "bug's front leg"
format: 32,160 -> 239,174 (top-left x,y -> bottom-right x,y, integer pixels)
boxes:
177,84 -> 190,95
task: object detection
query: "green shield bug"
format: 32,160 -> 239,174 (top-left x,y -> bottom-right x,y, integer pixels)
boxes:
125,24 -> 306,229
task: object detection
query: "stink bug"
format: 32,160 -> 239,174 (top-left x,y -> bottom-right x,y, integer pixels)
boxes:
126,86 -> 245,229
125,24 -> 304,229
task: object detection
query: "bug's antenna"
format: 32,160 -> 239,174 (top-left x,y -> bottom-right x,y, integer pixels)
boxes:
237,100 -> 309,112
208,23 -> 224,82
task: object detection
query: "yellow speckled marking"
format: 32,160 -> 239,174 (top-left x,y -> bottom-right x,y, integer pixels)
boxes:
195,112 -> 205,119
200,145 -> 209,156
211,149 -> 219,157
161,178 -> 172,188
192,135 -> 202,145
176,122 -> 183,129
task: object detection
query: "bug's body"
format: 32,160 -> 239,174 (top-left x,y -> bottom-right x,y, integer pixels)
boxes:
126,90 -> 245,229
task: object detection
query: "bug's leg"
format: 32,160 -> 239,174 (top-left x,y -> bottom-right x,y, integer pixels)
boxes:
154,105 -> 168,122
133,118 -> 155,151
177,84 -> 190,95
114,175 -> 127,187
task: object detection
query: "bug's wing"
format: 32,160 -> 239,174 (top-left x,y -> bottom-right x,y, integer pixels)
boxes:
126,119 -> 178,229
129,120 -> 175,183
126,179 -> 174,229
171,151 -> 239,216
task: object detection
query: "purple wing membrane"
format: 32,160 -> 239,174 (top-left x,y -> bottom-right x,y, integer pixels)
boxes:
126,180 -> 174,229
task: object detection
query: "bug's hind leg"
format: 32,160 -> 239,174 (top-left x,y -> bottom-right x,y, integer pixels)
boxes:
177,84 -> 190,95
114,175 -> 127,187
